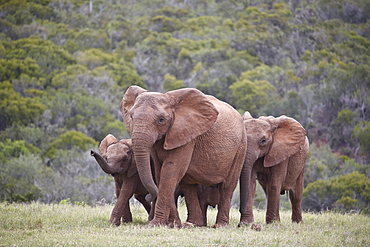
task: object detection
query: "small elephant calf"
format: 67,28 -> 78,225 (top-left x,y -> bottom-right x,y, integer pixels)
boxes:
91,134 -> 153,226
176,184 -> 220,226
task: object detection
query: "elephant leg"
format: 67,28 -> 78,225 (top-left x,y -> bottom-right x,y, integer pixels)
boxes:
214,183 -> 233,228
120,201 -> 133,223
150,144 -> 193,227
168,201 -> 182,228
199,186 -> 210,226
110,178 -> 137,226
289,171 -> 304,223
110,199 -> 132,226
181,182 -> 204,226
201,202 -> 208,227
217,157 -> 245,228
265,162 -> 288,224
134,194 -> 151,215
265,184 -> 281,224
215,146 -> 246,228
150,160 -> 189,226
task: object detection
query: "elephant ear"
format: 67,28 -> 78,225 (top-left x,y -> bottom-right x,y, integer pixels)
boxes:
164,88 -> 219,150
123,139 -> 137,178
99,134 -> 117,158
242,111 -> 253,120
264,116 -> 306,168
120,86 -> 148,131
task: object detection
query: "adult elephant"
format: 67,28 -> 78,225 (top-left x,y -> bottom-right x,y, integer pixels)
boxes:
239,112 -> 309,225
90,134 -> 153,226
121,86 -> 247,227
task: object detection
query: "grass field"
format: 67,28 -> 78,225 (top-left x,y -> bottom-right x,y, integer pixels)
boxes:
0,202 -> 369,246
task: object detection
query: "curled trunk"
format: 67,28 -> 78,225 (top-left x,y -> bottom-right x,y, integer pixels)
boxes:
90,150 -> 121,175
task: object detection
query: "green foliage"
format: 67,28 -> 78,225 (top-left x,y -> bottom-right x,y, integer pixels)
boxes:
3,36 -> 76,74
162,73 -> 185,92
229,69 -> 277,115
0,0 -> 55,26
0,154 -> 42,202
150,15 -> 184,33
71,29 -> 112,52
0,139 -> 40,159
75,49 -> 116,70
303,171 -> 370,213
45,130 -> 98,158
304,142 -> 367,188
353,121 -> 370,155
0,81 -> 46,130
0,57 -> 41,82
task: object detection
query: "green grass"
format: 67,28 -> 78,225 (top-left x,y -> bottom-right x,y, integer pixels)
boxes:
0,202 -> 369,247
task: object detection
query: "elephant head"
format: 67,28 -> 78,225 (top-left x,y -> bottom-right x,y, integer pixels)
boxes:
242,111 -> 306,165
120,86 -> 218,201
91,134 -> 137,178
239,111 -> 307,219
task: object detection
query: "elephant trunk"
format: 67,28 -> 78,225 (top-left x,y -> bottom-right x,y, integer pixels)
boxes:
239,158 -> 252,216
90,150 -> 121,175
131,129 -> 158,202
239,149 -> 258,216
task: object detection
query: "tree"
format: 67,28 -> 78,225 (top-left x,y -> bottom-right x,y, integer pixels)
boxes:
353,121 -> 370,162
45,130 -> 98,158
3,36 -> 76,74
0,81 -> 46,130
162,73 -> 185,92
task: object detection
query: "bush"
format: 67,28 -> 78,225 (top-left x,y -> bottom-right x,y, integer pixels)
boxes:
302,171 -> 370,213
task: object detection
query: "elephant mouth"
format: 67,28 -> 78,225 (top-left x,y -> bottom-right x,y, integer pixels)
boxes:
107,167 -> 125,177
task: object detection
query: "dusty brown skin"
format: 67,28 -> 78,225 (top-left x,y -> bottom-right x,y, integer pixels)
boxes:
91,134 -> 153,226
239,111 -> 309,225
121,86 -> 247,227
176,184 -> 220,226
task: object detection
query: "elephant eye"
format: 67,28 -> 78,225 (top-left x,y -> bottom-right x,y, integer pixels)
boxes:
157,117 -> 166,125
259,139 -> 267,146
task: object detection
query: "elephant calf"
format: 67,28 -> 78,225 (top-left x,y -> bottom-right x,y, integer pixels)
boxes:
239,112 -> 309,225
176,184 -> 220,226
91,134 -> 153,226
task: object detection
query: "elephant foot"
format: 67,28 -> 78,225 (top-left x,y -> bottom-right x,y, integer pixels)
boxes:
109,219 -> 121,227
185,219 -> 205,227
167,219 -> 182,228
212,222 -> 228,228
182,222 -> 196,228
266,218 -> 280,224
148,219 -> 167,227
237,221 -> 250,227
168,215 -> 182,228
238,215 -> 254,227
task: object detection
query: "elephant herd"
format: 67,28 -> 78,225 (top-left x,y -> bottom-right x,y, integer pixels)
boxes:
91,86 -> 309,228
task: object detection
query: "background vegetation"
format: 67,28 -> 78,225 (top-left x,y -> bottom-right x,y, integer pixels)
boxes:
0,0 -> 369,213
1,202 -> 369,246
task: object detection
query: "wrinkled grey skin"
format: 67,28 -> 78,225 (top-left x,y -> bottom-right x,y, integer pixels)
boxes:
239,112 -> 309,225
121,86 -> 247,227
91,134 -> 153,226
